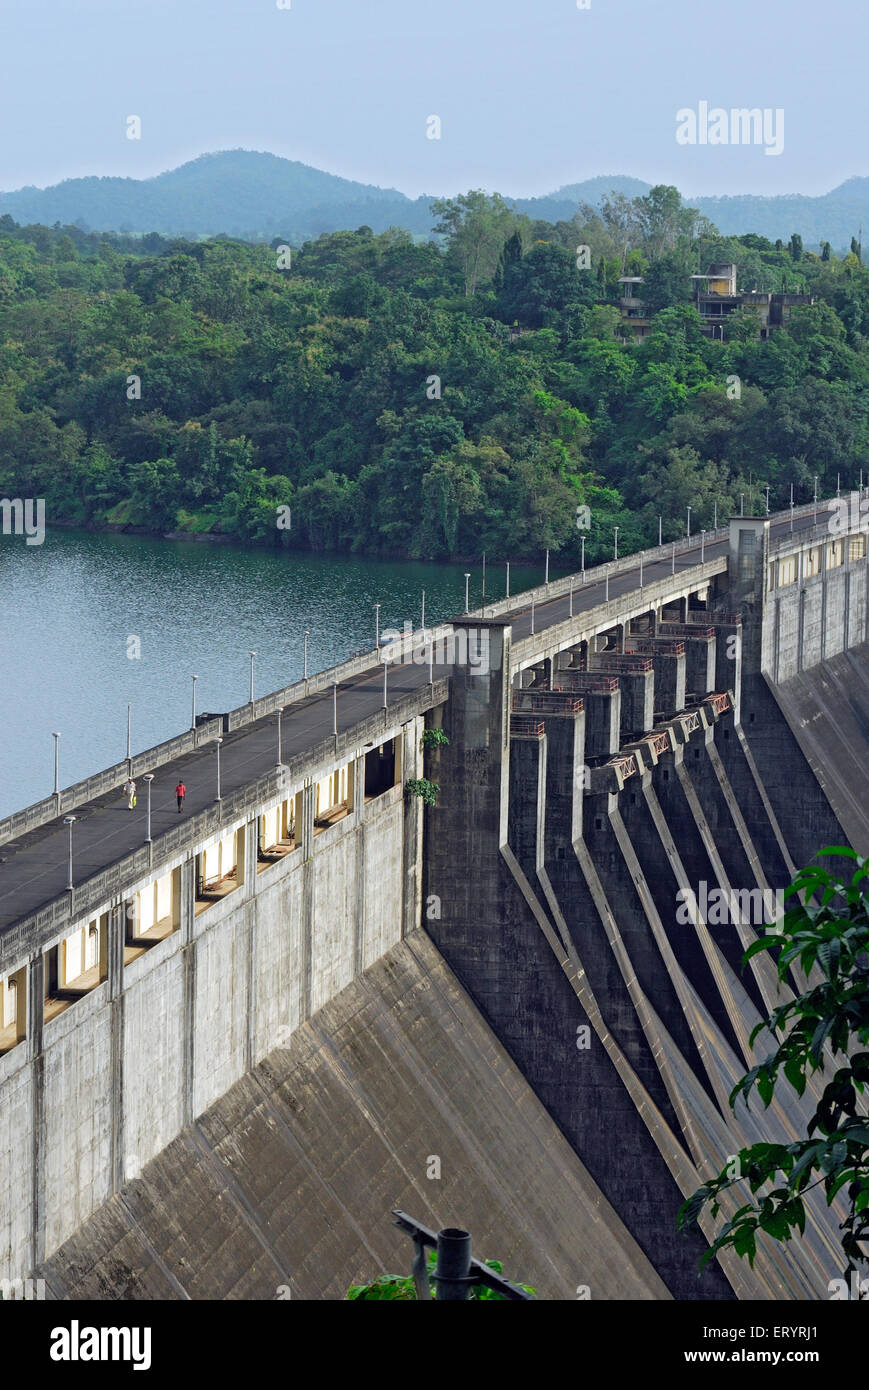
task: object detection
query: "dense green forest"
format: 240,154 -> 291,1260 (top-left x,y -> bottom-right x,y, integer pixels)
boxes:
1,185 -> 868,565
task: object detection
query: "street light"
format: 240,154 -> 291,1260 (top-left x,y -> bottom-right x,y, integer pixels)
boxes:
790,481 -> 795,533
701,529 -> 706,563
191,675 -> 198,731
658,515 -> 663,546
64,815 -> 76,891
580,535 -> 585,579
421,590 -> 426,631
505,561 -> 511,599
382,654 -> 388,710
332,681 -> 339,737
464,573 -> 471,613
126,703 -> 132,764
143,773 -> 154,843
740,494 -> 744,517
545,549 -> 550,585
214,737 -> 223,802
613,527 -> 619,561
303,628 -> 310,681
249,651 -> 256,704
813,475 -> 818,523
52,732 -> 60,796
686,506 -> 692,540
764,486 -> 770,515
713,499 -> 718,529
374,604 -> 381,650
276,707 -> 284,770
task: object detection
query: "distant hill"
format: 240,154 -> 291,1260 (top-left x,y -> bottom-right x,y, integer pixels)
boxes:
1,150 -> 867,249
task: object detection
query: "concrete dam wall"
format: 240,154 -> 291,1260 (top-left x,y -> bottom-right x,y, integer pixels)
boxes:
34,931 -> 668,1302
1,502 -> 867,1299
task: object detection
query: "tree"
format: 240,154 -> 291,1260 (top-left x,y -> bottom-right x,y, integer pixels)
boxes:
821,241 -> 832,262
851,236 -> 862,263
430,191 -> 517,296
789,233 -> 803,262
678,849 -> 869,1285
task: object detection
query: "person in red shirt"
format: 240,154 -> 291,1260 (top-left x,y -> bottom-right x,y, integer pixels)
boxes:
175,781 -> 186,813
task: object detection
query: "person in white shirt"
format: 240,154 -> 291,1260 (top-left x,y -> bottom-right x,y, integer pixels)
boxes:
123,777 -> 136,810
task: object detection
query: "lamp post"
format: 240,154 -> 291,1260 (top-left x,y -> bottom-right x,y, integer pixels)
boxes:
671,541 -> 676,576
613,527 -> 619,562
740,494 -> 744,517
765,485 -> 770,515
580,535 -> 585,580
428,638 -> 434,687
421,590 -> 426,631
191,675 -> 198,731
658,515 -> 663,547
505,561 -> 511,599
276,707 -> 284,770
790,481 -> 795,533
143,773 -> 154,843
813,475 -> 818,524
545,549 -> 550,586
701,529 -> 706,563
303,628 -> 310,682
530,595 -> 535,636
464,573 -> 471,613
332,681 -> 339,738
126,703 -> 132,765
382,654 -> 388,710
249,650 -> 256,705
214,737 -> 223,802
569,576 -> 574,617
64,815 -> 76,891
374,604 -> 381,650
52,732 -> 60,796
482,552 -> 487,613
713,499 -> 718,529
686,506 -> 692,540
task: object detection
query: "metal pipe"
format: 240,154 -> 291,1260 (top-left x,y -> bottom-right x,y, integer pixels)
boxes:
434,1228 -> 473,1302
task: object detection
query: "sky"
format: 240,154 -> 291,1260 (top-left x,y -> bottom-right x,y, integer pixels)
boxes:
0,0 -> 863,199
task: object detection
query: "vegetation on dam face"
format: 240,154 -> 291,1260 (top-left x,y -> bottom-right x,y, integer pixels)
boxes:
1,185 -> 868,565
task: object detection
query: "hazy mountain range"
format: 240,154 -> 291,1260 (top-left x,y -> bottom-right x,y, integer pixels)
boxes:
1,150 -> 866,249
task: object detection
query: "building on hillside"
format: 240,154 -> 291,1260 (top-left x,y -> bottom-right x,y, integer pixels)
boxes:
615,261 -> 814,343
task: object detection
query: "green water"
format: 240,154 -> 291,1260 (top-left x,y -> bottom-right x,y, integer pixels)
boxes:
0,528 -> 543,817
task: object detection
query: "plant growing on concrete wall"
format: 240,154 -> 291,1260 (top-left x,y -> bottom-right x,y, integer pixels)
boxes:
346,1251 -> 535,1300
420,728 -> 450,750
405,777 -> 440,807
678,848 -> 869,1290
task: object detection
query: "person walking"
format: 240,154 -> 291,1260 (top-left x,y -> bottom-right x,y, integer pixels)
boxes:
123,776 -> 136,810
175,780 -> 186,813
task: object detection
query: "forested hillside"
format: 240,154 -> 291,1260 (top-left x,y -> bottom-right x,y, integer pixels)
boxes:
1,186 -> 867,565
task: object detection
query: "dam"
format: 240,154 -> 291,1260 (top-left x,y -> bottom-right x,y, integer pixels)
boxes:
0,500 -> 867,1299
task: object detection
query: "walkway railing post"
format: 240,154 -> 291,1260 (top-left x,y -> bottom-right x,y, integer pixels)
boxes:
64,815 -> 76,893
214,737 -> 223,803
144,773 -> 154,866
52,732 -> 61,808
276,707 -> 284,770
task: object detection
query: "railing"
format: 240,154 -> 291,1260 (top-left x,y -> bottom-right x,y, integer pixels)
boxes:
509,716 -> 545,739
591,655 -> 654,671
632,639 -> 686,655
512,692 -> 584,713
704,691 -> 732,718
556,673 -> 620,692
